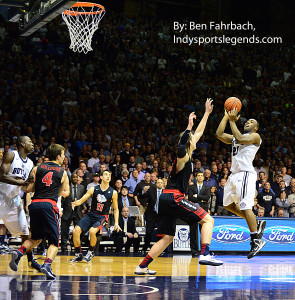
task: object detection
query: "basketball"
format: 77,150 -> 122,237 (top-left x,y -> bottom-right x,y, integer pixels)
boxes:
224,97 -> 242,113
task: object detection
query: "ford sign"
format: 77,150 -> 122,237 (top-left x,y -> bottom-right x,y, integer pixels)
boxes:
212,225 -> 250,244
263,226 -> 295,244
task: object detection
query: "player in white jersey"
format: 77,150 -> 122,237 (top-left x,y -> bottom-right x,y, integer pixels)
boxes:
0,136 -> 40,270
216,109 -> 266,259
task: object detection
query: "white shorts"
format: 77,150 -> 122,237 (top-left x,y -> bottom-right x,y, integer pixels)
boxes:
0,195 -> 29,236
223,171 -> 257,210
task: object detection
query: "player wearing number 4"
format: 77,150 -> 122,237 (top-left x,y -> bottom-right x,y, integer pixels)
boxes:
71,170 -> 121,263
10,144 -> 70,279
216,108 -> 266,259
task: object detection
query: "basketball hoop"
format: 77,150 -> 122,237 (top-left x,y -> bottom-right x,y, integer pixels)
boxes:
62,2 -> 105,54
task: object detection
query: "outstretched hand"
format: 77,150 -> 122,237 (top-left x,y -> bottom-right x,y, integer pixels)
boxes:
114,224 -> 122,232
72,198 -> 78,210
187,112 -> 196,129
205,98 -> 214,114
227,108 -> 240,122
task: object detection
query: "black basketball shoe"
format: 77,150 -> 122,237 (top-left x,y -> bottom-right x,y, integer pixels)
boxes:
257,220 -> 266,239
70,253 -> 83,262
247,239 -> 266,259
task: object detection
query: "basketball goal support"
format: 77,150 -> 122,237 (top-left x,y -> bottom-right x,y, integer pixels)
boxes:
19,0 -> 77,36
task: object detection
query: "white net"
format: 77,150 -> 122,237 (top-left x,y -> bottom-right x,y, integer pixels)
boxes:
62,2 -> 105,54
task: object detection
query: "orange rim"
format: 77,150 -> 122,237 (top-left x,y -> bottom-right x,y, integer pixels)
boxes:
63,2 -> 105,16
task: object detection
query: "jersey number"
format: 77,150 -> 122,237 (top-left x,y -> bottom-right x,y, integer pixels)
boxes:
96,203 -> 104,212
42,172 -> 53,186
233,146 -> 239,156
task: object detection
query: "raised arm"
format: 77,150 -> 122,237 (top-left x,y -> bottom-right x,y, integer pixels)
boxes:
193,98 -> 214,142
176,99 -> 213,172
216,111 -> 233,144
228,109 -> 260,145
72,186 -> 94,209
177,112 -> 195,158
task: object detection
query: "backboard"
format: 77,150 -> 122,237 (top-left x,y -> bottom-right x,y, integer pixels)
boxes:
0,0 -> 77,36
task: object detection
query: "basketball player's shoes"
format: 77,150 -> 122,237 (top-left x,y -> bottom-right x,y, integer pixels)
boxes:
9,250 -> 23,271
83,250 -> 94,262
199,254 -> 223,266
247,239 -> 266,259
40,263 -> 56,280
257,220 -> 266,239
70,253 -> 83,262
29,258 -> 42,272
135,265 -> 157,275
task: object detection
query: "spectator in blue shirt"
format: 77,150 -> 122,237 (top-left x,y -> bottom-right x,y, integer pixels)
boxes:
210,164 -> 220,182
203,169 -> 217,188
124,169 -> 140,198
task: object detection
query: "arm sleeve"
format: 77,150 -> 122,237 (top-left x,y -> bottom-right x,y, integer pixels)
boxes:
177,130 -> 191,158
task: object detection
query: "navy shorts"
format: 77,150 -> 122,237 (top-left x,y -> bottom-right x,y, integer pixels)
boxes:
157,189 -> 208,236
77,211 -> 108,233
29,200 -> 60,247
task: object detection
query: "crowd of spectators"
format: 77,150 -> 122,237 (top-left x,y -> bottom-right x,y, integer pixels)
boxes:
0,10 -> 294,251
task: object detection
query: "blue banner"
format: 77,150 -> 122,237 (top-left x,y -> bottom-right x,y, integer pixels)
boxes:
203,217 -> 295,252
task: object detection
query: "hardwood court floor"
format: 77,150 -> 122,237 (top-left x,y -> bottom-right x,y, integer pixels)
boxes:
1,253 -> 295,299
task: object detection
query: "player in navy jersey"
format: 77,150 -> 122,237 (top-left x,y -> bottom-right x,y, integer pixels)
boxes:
71,170 -> 121,262
135,99 -> 223,276
9,144 -> 70,280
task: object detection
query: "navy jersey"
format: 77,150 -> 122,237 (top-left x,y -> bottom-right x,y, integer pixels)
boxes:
32,162 -> 64,202
91,185 -> 114,215
166,158 -> 193,194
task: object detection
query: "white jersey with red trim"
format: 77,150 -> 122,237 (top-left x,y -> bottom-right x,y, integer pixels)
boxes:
0,150 -> 33,201
230,134 -> 261,174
